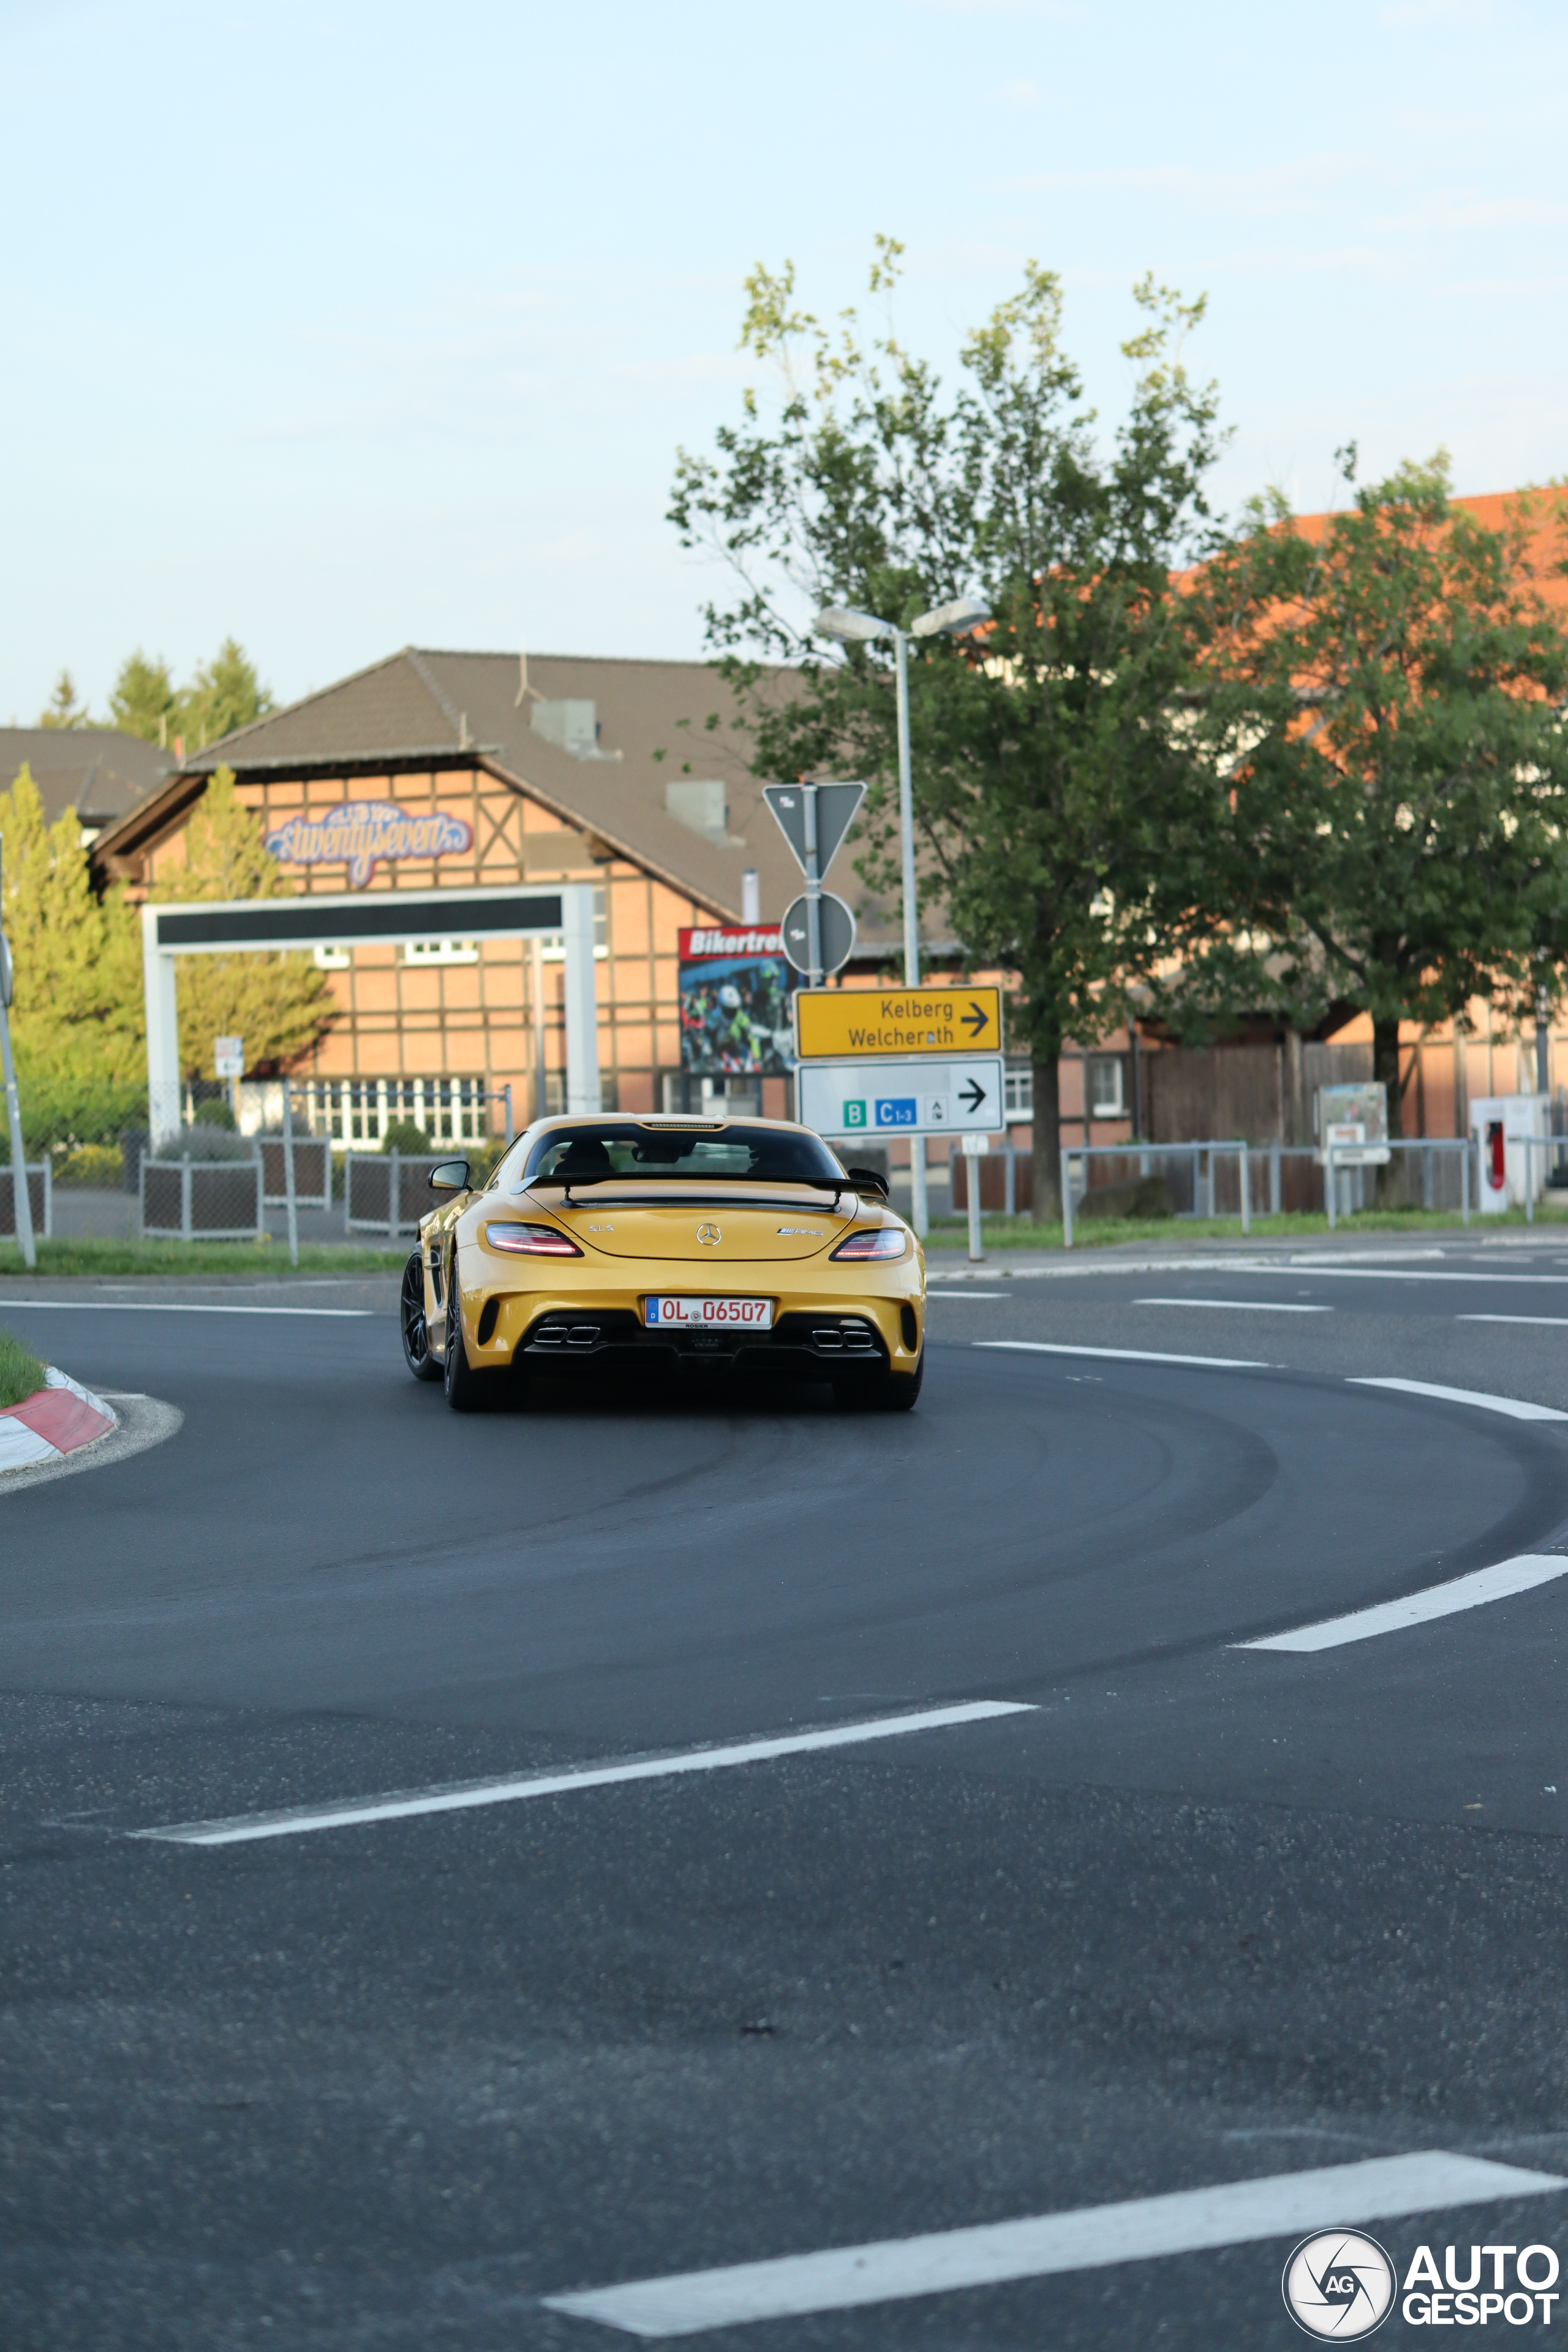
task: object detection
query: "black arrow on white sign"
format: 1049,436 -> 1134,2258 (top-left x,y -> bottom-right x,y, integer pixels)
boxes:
959,1077 -> 988,1115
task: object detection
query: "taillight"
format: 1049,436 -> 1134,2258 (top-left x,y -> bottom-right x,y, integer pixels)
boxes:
484,1221 -> 582,1256
831,1226 -> 907,1261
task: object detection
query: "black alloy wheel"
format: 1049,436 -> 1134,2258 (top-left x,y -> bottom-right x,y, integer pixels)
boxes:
443,1263 -> 489,1412
400,1249 -> 442,1382
835,1349 -> 924,1414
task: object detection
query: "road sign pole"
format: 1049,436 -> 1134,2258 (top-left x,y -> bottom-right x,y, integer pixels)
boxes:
0,839 -> 36,1270
803,785 -> 823,987
282,1080 -> 300,1270
893,628 -> 929,1240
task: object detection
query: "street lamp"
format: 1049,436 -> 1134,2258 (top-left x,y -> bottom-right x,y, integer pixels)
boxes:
814,596 -> 990,1235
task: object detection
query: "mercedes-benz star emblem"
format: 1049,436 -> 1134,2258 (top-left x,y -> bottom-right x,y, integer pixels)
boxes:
696,1223 -> 722,1245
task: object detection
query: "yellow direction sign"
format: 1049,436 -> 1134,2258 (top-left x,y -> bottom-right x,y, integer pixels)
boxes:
794,984 -> 1003,1061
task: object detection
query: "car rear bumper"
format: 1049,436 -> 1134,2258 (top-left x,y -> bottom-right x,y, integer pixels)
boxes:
515,1305 -> 903,1380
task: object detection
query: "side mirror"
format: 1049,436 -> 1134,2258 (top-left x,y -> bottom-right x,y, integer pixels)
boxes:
428,1158 -> 471,1194
845,1166 -> 890,1201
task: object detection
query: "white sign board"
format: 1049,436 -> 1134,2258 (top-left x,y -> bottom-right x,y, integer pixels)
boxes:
214,1035 -> 244,1079
797,1055 -> 1006,1140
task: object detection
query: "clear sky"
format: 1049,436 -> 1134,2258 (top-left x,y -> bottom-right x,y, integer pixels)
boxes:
4,0 -> 1564,723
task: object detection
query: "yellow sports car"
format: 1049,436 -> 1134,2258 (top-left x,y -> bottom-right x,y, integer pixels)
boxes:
399,1112 -> 925,1412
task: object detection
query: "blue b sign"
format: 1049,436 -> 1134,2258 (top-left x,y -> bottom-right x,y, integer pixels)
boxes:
875,1098 -> 918,1128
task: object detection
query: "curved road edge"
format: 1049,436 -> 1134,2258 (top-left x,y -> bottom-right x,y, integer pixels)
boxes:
0,1390 -> 183,1495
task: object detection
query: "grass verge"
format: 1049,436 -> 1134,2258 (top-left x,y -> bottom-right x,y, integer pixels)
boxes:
0,1238 -> 409,1278
924,1204 -> 1568,1251
0,1325 -> 47,1406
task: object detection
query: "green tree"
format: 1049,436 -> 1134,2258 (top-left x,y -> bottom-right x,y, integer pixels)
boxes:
1194,453 -> 1568,1140
669,244 -> 1232,1210
0,765 -> 143,1096
37,669 -> 93,729
159,766 -> 335,1077
108,650 -> 178,744
177,638 -> 273,751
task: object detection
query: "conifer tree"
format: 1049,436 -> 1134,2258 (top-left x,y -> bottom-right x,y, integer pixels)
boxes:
0,765 -> 143,1101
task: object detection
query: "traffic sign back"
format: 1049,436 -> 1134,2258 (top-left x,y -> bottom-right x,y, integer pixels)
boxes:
763,782 -> 865,877
795,984 -> 1002,1060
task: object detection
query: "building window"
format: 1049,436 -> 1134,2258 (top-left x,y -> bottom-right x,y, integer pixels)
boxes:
314,945 -> 351,970
538,885 -> 609,960
404,939 -> 479,965
1004,1066 -> 1033,1121
1088,1055 -> 1126,1118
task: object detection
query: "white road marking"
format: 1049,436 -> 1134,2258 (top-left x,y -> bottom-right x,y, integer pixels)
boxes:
1349,1376 -> 1568,1423
3,1301 -> 373,1317
1134,1297 -> 1332,1314
1237,1553 -> 1568,1653
1460,1313 -> 1568,1327
1278,1265 -> 1568,1286
976,1341 -> 1269,1370
929,1291 -> 1009,1300
540,2151 -> 1566,2337
134,1702 -> 1035,1848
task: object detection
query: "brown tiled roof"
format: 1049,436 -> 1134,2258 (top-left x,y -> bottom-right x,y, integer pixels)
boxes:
89,647 -> 908,951
1,728 -> 175,831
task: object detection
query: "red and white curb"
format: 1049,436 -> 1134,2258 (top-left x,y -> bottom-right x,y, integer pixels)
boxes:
0,1370 -> 118,1474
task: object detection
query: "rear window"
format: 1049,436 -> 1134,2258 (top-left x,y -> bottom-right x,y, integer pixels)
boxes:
513,1123 -> 847,1188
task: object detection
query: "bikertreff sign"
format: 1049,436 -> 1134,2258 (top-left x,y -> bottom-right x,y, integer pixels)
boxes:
264,800 -> 474,888
677,925 -> 796,1077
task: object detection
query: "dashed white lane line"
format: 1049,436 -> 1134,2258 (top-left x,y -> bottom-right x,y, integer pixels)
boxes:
5,1300 -> 373,1317
1235,1553 -> 1568,1653
1134,1297 -> 1333,1314
976,1341 -> 1270,1370
1460,1313 -> 1568,1327
928,1291 -> 1009,1300
133,1701 -> 1035,1848
6,1298 -> 376,1317
540,2151 -> 1566,2338
1349,1376 -> 1568,1423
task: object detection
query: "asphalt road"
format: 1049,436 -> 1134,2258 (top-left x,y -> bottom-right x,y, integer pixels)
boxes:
4,1234 -> 1568,2346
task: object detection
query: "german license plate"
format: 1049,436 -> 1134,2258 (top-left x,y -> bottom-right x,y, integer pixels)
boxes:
644,1297 -> 774,1330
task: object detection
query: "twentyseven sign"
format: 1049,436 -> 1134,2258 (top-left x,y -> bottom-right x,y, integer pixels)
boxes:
265,801 -> 474,889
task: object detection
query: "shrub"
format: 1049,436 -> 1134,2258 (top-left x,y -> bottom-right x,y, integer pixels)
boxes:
380,1120 -> 431,1154
0,1326 -> 45,1408
192,1097 -> 237,1131
53,1142 -> 126,1189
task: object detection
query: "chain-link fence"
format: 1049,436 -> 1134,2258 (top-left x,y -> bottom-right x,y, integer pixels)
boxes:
343,1151 -> 453,1236
140,1158 -> 265,1242
1058,1137 -> 1488,1246
0,1164 -> 51,1240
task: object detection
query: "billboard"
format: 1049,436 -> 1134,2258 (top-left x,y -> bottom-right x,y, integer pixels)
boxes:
677,926 -> 796,1076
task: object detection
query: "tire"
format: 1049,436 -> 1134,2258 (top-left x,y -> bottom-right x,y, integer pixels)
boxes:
443,1266 -> 491,1412
401,1249 -> 442,1382
834,1351 -> 923,1413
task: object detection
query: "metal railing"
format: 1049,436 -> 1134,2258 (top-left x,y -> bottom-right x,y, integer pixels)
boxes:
343,1151 -> 452,1237
292,1077 -> 513,1148
0,1163 -> 51,1242
1058,1136 -> 1487,1248
141,1158 -> 264,1242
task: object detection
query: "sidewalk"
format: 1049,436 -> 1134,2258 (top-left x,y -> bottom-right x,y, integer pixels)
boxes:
922,1223 -> 1558,1278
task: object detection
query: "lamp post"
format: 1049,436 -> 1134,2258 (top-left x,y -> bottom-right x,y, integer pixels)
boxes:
813,596 -> 989,1236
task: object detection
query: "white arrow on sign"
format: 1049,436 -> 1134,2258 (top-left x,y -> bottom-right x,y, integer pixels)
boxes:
796,1055 -> 1006,1140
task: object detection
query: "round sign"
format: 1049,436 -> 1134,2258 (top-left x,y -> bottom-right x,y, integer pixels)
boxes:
1282,2230 -> 1395,2339
780,890 -> 856,978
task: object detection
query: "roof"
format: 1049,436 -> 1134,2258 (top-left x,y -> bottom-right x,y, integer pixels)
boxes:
1,727 -> 175,831
88,646 -> 906,951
